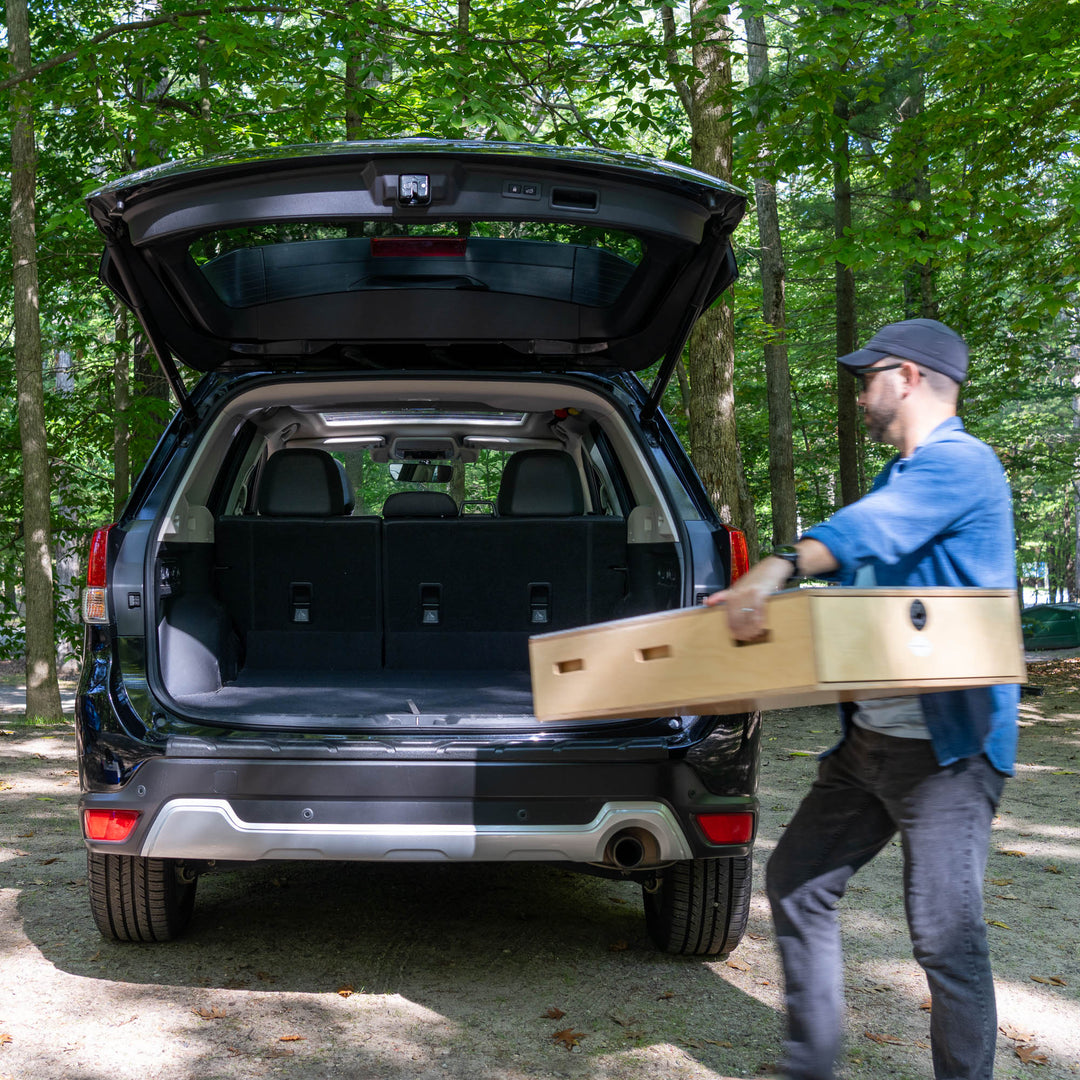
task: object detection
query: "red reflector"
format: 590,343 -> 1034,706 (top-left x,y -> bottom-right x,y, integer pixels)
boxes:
87,525 -> 116,587
724,525 -> 750,582
84,809 -> 140,842
696,812 -> 754,845
370,236 -> 467,258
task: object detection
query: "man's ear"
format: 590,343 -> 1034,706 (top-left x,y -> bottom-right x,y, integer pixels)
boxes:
900,360 -> 920,392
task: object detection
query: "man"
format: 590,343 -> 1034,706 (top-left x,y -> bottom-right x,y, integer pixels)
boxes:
708,318 -> 1019,1080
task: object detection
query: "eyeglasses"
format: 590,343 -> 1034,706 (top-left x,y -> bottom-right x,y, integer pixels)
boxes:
851,362 -> 903,391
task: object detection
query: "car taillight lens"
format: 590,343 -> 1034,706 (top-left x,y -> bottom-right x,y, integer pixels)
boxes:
371,236 -> 467,257
723,525 -> 750,582
83,809 -> 140,842
695,812 -> 754,845
81,525 -> 115,624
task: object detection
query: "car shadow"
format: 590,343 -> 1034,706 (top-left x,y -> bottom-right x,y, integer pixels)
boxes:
12,852 -> 787,1078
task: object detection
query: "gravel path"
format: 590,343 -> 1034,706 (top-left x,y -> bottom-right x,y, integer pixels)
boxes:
0,667 -> 1077,1080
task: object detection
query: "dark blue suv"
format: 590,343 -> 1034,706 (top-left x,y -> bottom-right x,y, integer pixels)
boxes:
77,140 -> 759,954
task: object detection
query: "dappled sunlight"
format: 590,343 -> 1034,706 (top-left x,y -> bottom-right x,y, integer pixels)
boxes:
995,977 -> 1080,1068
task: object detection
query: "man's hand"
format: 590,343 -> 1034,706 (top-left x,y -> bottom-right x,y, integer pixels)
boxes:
704,539 -> 838,640
704,556 -> 793,640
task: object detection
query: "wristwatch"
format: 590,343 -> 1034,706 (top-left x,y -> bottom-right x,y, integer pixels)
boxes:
770,544 -> 801,579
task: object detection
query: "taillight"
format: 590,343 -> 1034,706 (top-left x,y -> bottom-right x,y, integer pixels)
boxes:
723,525 -> 750,582
695,812 -> 754,845
83,809 -> 140,842
81,525 -> 115,625
370,236 -> 467,258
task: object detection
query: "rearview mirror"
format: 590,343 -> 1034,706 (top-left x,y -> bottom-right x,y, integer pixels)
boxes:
389,462 -> 453,483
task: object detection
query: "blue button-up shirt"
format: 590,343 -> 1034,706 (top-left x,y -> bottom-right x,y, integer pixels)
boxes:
804,416 -> 1020,774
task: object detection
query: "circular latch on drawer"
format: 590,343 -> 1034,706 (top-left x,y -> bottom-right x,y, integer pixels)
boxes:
910,599 -> 927,631
301,807 -> 315,821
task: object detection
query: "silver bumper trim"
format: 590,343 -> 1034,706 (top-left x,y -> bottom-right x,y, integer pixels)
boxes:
139,799 -> 693,863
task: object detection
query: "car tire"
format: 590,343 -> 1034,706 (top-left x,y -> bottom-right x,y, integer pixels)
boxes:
643,855 -> 752,956
87,852 -> 197,942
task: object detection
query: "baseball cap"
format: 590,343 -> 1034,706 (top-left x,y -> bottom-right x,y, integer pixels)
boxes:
838,318 -> 968,383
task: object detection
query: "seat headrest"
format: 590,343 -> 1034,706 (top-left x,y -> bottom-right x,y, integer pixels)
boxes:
256,449 -> 355,517
496,450 -> 584,517
382,491 -> 459,519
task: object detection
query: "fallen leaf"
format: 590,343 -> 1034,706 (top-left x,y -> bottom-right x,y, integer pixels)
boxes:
915,1040 -> 930,1049
726,958 -> 752,971
705,1039 -> 733,1048
16,833 -> 33,839
0,782 -> 13,791
1015,1045 -> 1049,1065
788,750 -> 817,757
193,1007 -> 227,1020
1051,769 -> 1077,775
919,999 -> 932,1011
608,895 -> 627,905
1043,865 -> 1062,874
1000,1023 -> 1036,1044
1030,976 -> 1050,985
278,1035 -> 304,1042
1000,850 -> 1027,858
864,1031 -> 905,1045
267,1049 -> 295,1058
38,857 -> 58,866
1048,976 -> 1066,986
657,991 -> 675,1000
336,985 -> 354,998
747,933 -> 767,941
994,893 -> 1020,901
226,1047 -> 244,1056
0,729 -> 15,735
256,971 -> 275,982
552,1028 -> 585,1050
543,1007 -> 566,1020
986,920 -> 1011,929
989,877 -> 1013,886
0,1034 -> 11,1046
608,940 -> 628,952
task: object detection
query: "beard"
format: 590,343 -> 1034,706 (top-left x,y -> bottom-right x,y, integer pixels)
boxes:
862,380 -> 900,445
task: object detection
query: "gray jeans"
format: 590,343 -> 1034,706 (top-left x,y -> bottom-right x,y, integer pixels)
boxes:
765,724 -> 1006,1080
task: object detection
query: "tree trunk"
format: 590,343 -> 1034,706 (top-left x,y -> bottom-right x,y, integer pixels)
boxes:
745,12 -> 796,546
7,0 -> 63,720
833,93 -> 861,506
686,0 -> 758,553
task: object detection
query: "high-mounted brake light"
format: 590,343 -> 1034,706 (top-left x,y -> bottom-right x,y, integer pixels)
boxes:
723,525 -> 750,582
695,812 -> 754,845
370,236 -> 468,258
83,808 -> 140,842
82,524 -> 116,624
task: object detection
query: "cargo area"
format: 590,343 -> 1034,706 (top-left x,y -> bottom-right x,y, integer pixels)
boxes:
146,379 -> 688,725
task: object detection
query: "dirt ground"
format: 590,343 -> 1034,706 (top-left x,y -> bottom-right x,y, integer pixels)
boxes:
0,662 -> 1077,1080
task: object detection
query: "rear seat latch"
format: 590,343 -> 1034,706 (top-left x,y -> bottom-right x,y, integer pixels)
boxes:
291,582 -> 312,623
530,582 -> 551,625
420,583 -> 441,625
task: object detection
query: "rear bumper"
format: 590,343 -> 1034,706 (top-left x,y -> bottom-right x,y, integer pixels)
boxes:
79,752 -> 757,866
136,798 -> 692,863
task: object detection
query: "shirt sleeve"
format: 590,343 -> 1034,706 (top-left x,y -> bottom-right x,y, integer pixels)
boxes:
803,435 -> 1002,576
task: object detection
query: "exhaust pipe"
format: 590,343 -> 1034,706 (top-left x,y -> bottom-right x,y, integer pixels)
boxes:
604,827 -> 661,869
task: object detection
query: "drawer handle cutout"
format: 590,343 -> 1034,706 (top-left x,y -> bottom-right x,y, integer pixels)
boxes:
555,658 -> 585,675
637,645 -> 672,662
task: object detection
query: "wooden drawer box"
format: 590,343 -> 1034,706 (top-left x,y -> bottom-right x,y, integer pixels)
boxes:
528,588 -> 1026,721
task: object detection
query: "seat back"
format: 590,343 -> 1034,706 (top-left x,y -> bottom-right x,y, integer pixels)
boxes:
216,449 -> 381,672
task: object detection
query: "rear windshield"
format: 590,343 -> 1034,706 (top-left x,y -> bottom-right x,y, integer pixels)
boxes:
190,222 -> 644,310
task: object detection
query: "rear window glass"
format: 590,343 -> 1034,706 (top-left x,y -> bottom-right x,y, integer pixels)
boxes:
190,222 -> 643,310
